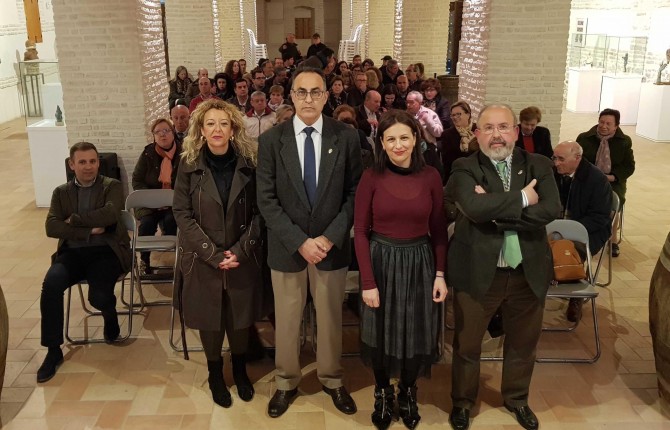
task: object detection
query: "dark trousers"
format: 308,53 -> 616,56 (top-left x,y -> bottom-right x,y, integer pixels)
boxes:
451,267 -> 545,409
138,209 -> 177,264
40,246 -> 123,347
199,289 -> 249,362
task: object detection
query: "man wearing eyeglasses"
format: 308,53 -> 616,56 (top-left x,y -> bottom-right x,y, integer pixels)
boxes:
257,67 -> 363,419
346,70 -> 368,107
445,104 -> 560,430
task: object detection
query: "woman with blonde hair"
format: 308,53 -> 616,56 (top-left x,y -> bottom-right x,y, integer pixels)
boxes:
366,68 -> 383,92
173,99 -> 262,408
169,65 -> 192,108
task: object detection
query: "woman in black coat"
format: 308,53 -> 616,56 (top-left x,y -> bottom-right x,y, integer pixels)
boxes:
515,106 -> 553,159
132,118 -> 181,273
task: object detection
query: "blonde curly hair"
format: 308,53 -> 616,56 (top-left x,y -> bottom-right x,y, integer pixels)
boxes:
182,99 -> 257,167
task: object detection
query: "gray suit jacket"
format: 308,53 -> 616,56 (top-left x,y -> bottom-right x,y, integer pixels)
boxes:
445,147 -> 561,299
257,116 -> 363,272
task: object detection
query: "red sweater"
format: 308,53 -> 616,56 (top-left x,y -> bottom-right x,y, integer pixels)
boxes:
353,166 -> 447,290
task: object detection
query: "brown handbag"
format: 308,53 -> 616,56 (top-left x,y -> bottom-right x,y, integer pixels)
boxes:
548,232 -> 587,282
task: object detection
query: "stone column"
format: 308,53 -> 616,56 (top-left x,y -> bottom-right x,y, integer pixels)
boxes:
459,0 -> 570,139
401,0 -> 450,75
165,0 -> 220,74
367,0 -> 395,63
52,0 -> 169,186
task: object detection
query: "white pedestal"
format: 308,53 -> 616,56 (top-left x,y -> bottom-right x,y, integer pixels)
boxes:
41,83 -> 64,123
27,119 -> 69,207
567,68 -> 603,113
599,74 -> 642,125
636,84 -> 670,142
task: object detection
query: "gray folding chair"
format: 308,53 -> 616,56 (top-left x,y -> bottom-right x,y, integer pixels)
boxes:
594,192 -> 620,287
64,210 -> 137,344
480,220 -> 601,364
125,189 -> 178,309
539,219 -> 601,363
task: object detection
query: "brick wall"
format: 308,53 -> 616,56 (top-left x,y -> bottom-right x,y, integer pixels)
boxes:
219,0 -> 244,66
401,0 -> 450,76
52,0 -> 168,187
485,0 -> 570,140
458,0 -> 491,115
165,0 -> 216,75
367,0 -> 394,64
457,0 -> 569,141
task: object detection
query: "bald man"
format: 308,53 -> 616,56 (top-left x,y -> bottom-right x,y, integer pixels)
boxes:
552,141 -> 612,322
185,68 -> 212,106
170,105 -> 190,143
355,90 -> 381,138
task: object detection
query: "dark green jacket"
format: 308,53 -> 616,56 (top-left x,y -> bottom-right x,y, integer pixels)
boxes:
45,176 -> 131,273
576,125 -> 635,204
445,148 -> 561,299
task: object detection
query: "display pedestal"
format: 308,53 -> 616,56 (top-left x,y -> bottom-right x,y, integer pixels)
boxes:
567,67 -> 603,113
599,74 -> 643,125
27,119 -> 69,207
636,84 -> 670,142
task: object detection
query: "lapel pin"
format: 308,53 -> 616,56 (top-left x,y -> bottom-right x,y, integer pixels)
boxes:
328,149 -> 333,154
517,170 -> 523,175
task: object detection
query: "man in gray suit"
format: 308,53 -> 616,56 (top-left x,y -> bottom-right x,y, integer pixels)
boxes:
257,67 -> 363,418
445,105 -> 561,430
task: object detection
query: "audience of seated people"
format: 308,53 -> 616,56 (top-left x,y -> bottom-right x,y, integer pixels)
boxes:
76,55 -> 632,430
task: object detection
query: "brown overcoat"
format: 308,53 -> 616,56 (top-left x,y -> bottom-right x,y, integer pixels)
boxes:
172,148 -> 262,331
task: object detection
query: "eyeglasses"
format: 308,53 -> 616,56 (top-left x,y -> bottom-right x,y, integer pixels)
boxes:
292,89 -> 325,100
153,128 -> 172,135
479,124 -> 513,135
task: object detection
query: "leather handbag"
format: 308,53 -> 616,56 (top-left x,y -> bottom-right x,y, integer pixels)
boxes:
548,232 -> 587,282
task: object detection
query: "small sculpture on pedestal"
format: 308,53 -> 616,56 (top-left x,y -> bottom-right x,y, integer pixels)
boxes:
55,106 -> 64,126
23,39 -> 39,74
656,48 -> 670,85
622,53 -> 629,73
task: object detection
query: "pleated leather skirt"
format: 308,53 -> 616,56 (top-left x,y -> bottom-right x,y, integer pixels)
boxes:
360,232 -> 439,378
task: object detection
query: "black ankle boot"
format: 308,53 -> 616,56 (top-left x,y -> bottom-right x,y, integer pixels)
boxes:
371,384 -> 395,430
207,358 -> 232,407
231,353 -> 254,401
397,384 -> 421,429
101,309 -> 120,343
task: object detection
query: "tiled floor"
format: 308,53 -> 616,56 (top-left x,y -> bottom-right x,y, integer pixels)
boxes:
0,110 -> 669,429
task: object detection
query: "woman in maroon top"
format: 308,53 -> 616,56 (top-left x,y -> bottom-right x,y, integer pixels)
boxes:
354,110 -> 447,430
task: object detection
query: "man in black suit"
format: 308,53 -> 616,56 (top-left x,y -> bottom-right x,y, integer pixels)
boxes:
346,71 -> 368,107
257,67 -> 363,418
445,104 -> 561,430
553,140 -> 612,322
355,90 -> 381,139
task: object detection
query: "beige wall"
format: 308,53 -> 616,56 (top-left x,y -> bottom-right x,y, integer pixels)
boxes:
52,0 -> 168,186
165,0 -> 217,76
367,0 -> 394,65
401,0 -> 450,75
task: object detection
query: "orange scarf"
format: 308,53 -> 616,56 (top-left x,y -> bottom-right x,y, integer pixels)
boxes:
155,143 -> 176,189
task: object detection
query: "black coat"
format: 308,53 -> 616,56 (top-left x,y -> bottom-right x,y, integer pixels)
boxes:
173,150 -> 262,331
445,148 -> 561,299
257,116 -> 363,272
515,125 -> 553,159
555,158 -> 613,255
426,95 -> 452,131
440,124 -> 477,183
355,105 -> 381,137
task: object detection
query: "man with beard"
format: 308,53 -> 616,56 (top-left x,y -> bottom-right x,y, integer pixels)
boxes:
445,104 -> 560,430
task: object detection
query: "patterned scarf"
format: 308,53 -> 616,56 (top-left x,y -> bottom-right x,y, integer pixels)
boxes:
176,77 -> 191,95
155,143 -> 177,189
595,131 -> 614,174
456,123 -> 476,152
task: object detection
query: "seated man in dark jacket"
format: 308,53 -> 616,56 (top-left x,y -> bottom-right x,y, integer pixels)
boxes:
37,142 -> 131,383
553,141 -> 612,322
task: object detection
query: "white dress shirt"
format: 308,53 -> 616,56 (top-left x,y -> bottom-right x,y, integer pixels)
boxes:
293,115 -> 324,185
